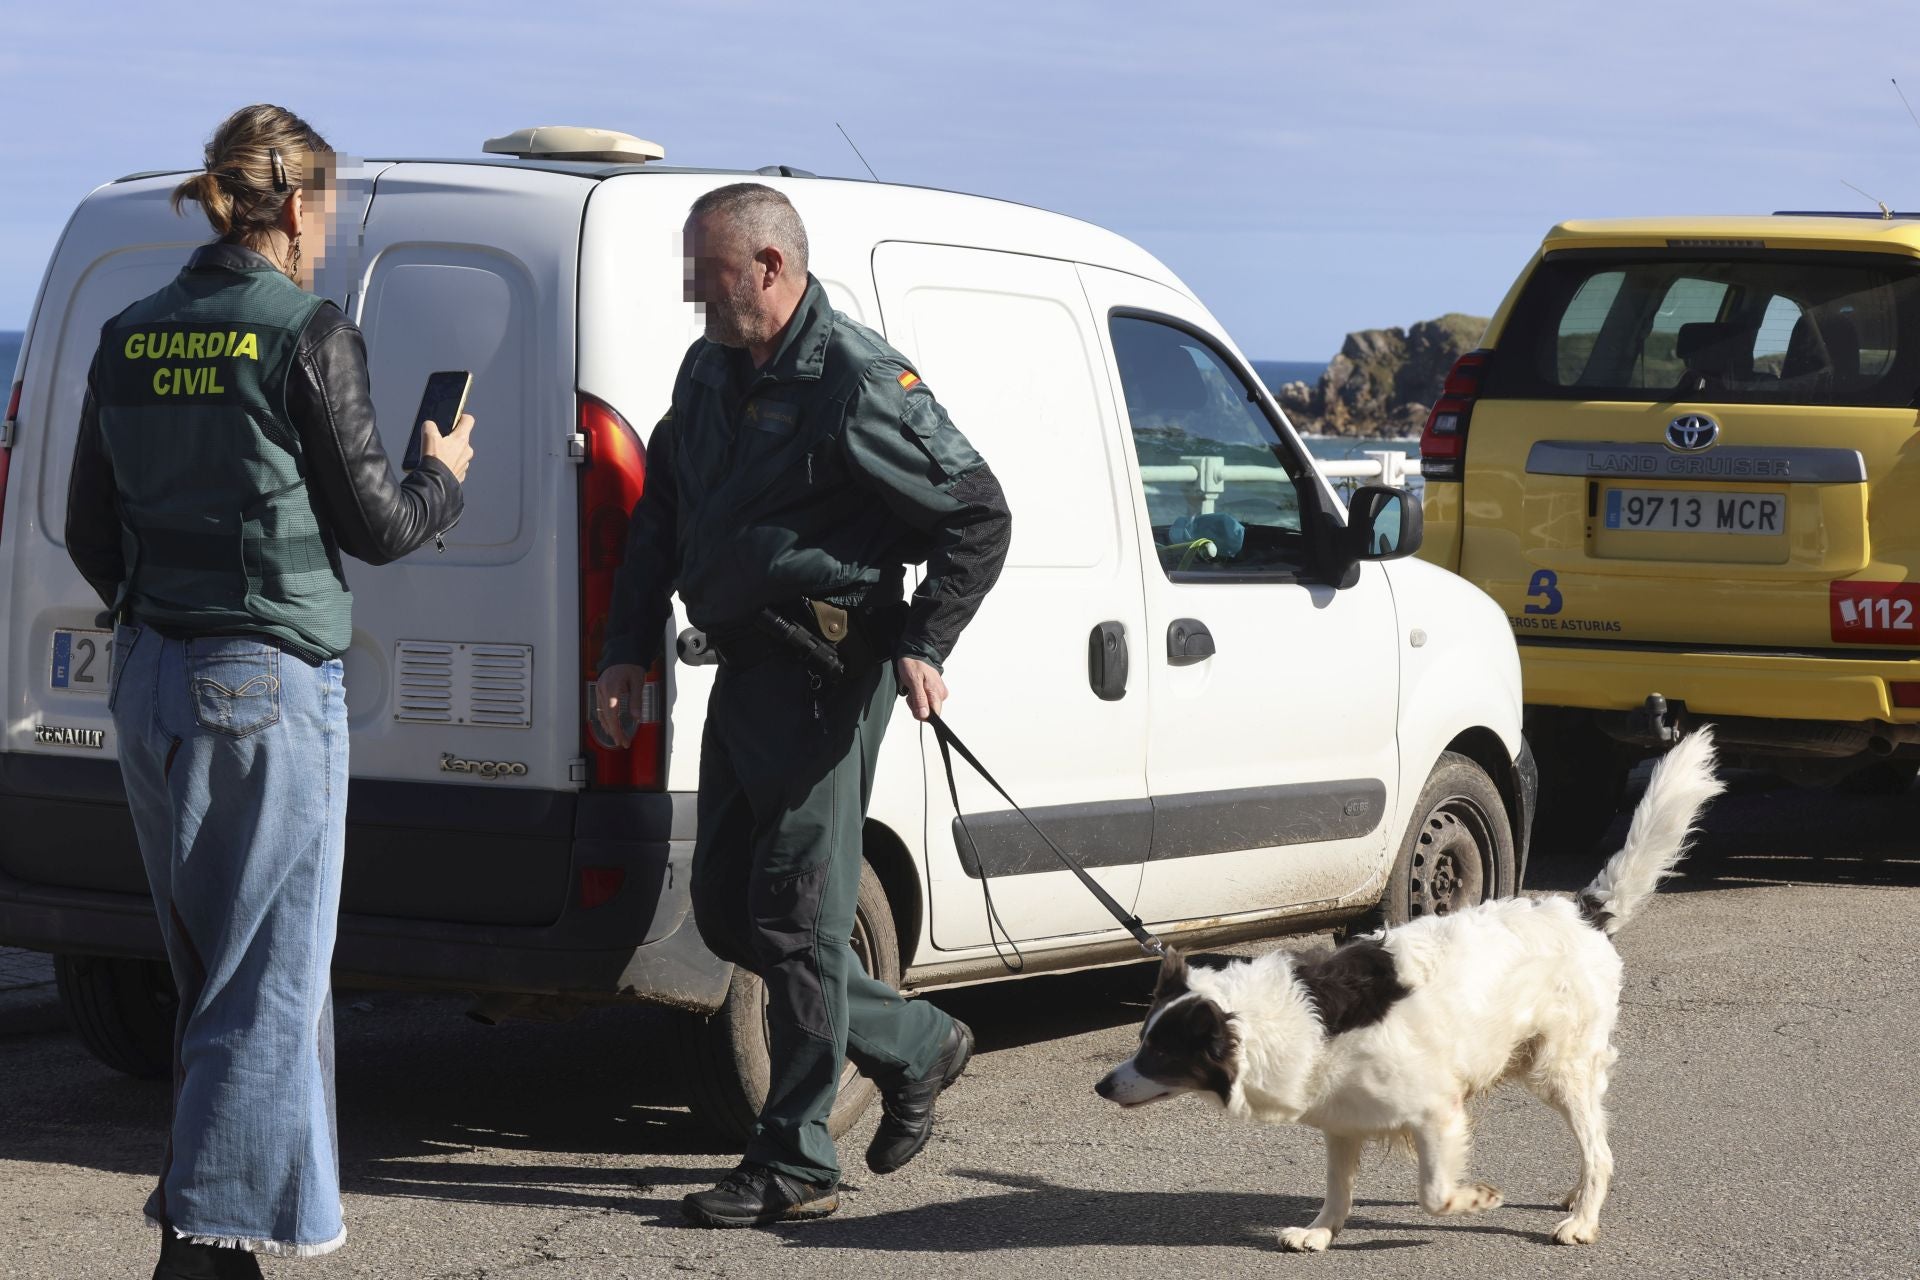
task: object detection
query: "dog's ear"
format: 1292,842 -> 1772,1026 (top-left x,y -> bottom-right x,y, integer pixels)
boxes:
1201,1003 -> 1238,1068
1154,948 -> 1189,1000
1192,1000 -> 1240,1101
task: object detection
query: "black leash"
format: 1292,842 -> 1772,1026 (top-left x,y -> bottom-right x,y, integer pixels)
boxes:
924,708 -> 1166,971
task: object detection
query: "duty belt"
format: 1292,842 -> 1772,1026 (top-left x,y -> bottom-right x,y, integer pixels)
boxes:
700,598 -> 902,682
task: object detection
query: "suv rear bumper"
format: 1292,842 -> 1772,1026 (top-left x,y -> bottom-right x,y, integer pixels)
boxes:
1520,640 -> 1920,726
0,756 -> 732,1014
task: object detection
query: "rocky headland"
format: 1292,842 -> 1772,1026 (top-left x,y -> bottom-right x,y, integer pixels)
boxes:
1277,313 -> 1489,437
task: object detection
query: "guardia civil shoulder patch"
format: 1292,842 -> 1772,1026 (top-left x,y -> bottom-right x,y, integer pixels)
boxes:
897,370 -> 921,391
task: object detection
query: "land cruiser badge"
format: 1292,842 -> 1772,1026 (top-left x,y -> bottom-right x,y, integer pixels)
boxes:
36,724 -> 105,749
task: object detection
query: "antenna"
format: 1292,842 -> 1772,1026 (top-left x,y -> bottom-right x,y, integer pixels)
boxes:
835,123 -> 880,182
1895,78 -> 1920,134
1841,178 -> 1893,220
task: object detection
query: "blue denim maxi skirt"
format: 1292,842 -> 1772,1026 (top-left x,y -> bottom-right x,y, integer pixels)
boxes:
110,623 -> 349,1257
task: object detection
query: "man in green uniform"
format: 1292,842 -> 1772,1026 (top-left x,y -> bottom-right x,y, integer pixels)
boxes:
595,184 -> 1012,1228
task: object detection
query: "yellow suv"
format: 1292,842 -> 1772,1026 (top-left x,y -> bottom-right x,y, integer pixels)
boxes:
1420,213 -> 1920,848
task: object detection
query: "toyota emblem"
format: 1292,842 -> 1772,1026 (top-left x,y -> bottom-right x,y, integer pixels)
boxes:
1666,413 -> 1720,451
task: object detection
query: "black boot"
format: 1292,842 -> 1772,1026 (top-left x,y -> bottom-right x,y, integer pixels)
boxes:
681,1163 -> 840,1228
153,1229 -> 264,1280
865,1017 -> 974,1174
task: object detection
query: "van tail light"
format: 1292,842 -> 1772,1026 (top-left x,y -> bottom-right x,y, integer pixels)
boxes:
578,394 -> 664,790
0,379 -> 20,544
1419,350 -> 1490,481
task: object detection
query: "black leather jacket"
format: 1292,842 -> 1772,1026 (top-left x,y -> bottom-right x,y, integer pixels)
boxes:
66,243 -> 464,612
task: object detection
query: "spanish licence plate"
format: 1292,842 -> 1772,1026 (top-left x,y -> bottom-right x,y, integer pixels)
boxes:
1603,487 -> 1783,535
50,629 -> 113,696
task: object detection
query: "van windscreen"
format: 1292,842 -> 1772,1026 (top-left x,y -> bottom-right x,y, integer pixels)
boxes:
1483,250 -> 1920,408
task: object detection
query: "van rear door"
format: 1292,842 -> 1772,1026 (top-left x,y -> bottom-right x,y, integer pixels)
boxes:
333,163 -> 590,925
1466,244 -> 1920,653
0,178 -> 218,896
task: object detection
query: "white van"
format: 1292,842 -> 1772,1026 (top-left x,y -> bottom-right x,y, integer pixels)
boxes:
0,130 -> 1532,1137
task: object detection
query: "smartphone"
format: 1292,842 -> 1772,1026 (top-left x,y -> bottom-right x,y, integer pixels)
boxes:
403,370 -> 473,471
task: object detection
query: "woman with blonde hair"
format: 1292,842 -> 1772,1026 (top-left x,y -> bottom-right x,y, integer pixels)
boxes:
66,104 -> 475,1279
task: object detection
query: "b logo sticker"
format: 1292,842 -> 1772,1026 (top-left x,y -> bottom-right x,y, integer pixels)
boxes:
1524,569 -> 1563,616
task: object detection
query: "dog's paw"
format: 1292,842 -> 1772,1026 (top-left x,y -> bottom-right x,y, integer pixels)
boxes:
1277,1226 -> 1334,1253
1439,1183 -> 1502,1215
1551,1216 -> 1598,1245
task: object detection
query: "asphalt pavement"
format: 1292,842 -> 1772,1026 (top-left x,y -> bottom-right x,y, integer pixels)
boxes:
3,771 -> 1918,1279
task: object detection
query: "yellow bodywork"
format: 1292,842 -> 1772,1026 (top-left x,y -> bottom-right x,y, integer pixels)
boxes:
1423,215 -> 1920,724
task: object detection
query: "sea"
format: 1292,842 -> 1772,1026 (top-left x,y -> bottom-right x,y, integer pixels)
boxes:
0,337 -> 1412,461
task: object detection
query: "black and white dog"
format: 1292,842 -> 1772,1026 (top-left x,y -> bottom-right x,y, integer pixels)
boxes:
1096,730 -> 1722,1250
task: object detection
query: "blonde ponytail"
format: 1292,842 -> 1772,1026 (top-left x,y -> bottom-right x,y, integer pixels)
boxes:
170,105 -> 333,262
170,170 -> 238,236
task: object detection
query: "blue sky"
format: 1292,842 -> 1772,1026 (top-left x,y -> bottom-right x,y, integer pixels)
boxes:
3,1 -> 1919,359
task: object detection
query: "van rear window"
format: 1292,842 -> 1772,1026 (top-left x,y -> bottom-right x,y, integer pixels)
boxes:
1483,251 -> 1920,407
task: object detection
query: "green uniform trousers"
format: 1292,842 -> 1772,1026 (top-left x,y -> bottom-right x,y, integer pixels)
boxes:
691,653 -> 952,1183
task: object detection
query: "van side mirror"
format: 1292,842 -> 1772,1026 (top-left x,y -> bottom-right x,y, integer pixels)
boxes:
1321,485 -> 1424,589
1350,485 -> 1423,562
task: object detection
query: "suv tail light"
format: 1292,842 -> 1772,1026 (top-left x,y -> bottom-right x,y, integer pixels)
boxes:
1419,350 -> 1490,481
578,394 -> 663,789
0,379 -> 20,544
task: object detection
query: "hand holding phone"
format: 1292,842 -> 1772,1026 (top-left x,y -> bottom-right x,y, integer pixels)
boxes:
423,411 -> 477,484
404,370 -> 474,475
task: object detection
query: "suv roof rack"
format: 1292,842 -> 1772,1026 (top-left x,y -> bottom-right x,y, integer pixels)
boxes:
1772,209 -> 1920,220
483,126 -> 665,164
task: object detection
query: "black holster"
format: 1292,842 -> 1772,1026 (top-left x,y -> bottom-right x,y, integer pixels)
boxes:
732,598 -> 907,685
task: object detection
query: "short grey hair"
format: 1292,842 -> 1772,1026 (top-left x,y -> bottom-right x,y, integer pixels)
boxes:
689,182 -> 810,277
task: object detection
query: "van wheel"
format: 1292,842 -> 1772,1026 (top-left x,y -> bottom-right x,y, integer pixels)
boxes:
1370,753 -> 1516,930
674,860 -> 900,1144
1528,711 -> 1629,859
54,955 -> 176,1080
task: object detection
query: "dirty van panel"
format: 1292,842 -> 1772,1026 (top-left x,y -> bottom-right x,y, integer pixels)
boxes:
1467,249 -> 1920,651
357,250 -> 534,551
341,164 -> 586,804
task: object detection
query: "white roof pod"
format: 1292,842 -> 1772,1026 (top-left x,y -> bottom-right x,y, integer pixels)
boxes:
482,126 -> 665,163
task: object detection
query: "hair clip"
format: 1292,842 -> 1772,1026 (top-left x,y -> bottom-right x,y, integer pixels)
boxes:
269,147 -> 289,193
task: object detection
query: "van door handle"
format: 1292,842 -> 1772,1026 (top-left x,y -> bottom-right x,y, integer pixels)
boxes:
1087,622 -> 1129,701
1167,618 -> 1215,665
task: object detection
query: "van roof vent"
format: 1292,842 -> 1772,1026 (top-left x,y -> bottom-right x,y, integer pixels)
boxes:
482,126 -> 665,164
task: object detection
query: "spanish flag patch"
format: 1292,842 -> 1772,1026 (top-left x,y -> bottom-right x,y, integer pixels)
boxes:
897,370 -> 921,391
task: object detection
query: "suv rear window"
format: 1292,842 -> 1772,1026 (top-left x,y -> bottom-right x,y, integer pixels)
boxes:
1484,250 -> 1920,407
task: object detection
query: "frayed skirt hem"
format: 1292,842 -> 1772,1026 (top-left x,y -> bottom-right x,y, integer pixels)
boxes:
148,1214 -> 346,1258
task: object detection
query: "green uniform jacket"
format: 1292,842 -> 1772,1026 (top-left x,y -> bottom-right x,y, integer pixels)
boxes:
66,243 -> 463,661
601,275 -> 1012,672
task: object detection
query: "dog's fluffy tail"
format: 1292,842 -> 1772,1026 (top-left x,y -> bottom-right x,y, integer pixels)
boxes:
1577,728 -> 1723,937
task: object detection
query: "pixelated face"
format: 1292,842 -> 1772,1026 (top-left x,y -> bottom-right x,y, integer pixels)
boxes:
294,154 -> 360,294
682,212 -> 764,348
1095,951 -> 1240,1108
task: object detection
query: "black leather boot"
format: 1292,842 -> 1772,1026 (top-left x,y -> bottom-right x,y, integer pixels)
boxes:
681,1163 -> 840,1228
865,1017 -> 974,1174
152,1229 -> 264,1280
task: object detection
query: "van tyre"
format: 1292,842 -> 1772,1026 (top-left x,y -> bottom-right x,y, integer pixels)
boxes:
1528,711 -> 1628,860
675,860 -> 900,1144
1358,753 -> 1516,933
54,955 -> 176,1080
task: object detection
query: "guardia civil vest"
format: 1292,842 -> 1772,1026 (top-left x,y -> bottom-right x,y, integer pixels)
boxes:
93,245 -> 348,660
